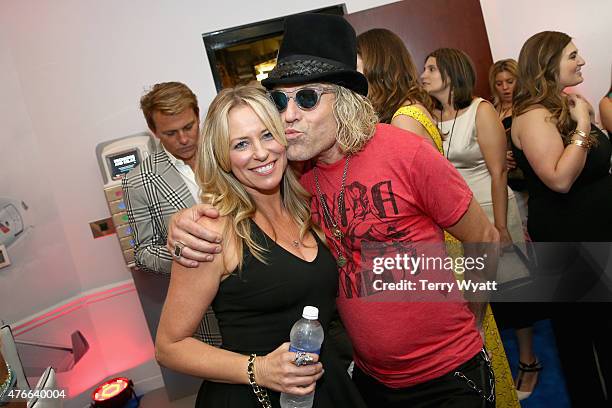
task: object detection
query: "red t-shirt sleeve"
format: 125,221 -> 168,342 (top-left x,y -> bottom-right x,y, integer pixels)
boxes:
408,141 -> 473,228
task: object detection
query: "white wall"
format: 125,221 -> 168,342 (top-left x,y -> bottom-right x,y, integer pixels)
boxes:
481,0 -> 612,114
0,26 -> 83,323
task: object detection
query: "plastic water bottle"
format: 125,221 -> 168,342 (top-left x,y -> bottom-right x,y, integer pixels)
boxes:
279,306 -> 325,408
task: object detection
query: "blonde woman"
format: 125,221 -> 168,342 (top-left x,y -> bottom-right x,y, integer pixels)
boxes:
490,59 -> 517,168
490,59 -> 518,122
489,59 -> 529,225
155,85 -> 365,407
489,59 -> 541,401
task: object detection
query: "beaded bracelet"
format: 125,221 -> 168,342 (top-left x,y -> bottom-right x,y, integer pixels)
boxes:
247,354 -> 271,408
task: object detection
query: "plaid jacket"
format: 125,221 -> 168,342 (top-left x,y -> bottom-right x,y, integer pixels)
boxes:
122,149 -> 222,346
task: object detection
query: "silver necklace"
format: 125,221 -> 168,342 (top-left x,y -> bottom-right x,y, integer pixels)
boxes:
313,156 -> 350,267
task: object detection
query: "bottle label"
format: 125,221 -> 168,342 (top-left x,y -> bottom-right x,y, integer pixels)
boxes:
289,345 -> 321,355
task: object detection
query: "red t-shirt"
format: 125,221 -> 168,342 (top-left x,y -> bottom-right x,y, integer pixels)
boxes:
301,124 -> 482,388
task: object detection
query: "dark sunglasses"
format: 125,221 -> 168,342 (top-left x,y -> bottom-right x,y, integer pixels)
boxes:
269,87 -> 334,112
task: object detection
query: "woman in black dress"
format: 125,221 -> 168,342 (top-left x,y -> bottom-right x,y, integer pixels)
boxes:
489,58 -> 540,401
490,59 -> 527,210
155,85 -> 365,408
511,30 -> 612,406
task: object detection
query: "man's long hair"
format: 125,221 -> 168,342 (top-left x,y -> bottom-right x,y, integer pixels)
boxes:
332,85 -> 378,155
196,85 -> 319,270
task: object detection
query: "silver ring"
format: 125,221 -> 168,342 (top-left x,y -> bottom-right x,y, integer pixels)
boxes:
294,351 -> 314,366
173,241 -> 186,259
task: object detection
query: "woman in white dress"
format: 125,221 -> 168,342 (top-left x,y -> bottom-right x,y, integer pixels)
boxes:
421,48 -> 521,247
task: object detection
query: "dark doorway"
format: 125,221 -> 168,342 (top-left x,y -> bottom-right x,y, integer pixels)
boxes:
202,5 -> 345,92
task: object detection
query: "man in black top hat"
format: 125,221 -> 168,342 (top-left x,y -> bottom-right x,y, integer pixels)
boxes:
167,13 -> 498,407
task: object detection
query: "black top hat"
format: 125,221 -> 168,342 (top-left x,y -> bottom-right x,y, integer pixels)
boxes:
261,13 -> 368,96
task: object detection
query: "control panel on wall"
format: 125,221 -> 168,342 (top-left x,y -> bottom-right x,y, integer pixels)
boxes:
96,133 -> 154,267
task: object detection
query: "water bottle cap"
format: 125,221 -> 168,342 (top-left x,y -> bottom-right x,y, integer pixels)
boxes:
302,306 -> 319,320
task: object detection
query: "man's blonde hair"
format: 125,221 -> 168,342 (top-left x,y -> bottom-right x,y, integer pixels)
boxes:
140,82 -> 199,132
331,85 -> 378,154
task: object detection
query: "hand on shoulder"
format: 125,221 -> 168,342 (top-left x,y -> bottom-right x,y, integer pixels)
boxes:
167,204 -> 223,268
196,211 -> 226,233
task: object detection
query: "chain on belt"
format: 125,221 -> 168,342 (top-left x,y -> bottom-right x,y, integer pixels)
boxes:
453,348 -> 496,404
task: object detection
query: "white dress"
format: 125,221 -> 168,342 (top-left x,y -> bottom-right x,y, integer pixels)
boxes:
440,98 -> 527,283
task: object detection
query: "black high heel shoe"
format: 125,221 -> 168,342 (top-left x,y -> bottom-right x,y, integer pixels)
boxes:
515,358 -> 543,400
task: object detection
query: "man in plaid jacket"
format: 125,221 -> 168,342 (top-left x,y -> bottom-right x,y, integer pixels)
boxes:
122,82 -> 221,346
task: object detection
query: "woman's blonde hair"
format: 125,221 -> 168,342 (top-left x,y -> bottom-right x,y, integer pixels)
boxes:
489,59 -> 518,111
514,31 -> 576,140
331,85 -> 378,154
196,85 -> 319,270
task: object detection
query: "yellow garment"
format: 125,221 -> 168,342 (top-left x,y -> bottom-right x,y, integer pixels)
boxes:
392,105 -> 444,153
393,105 -> 520,407
483,306 -> 521,407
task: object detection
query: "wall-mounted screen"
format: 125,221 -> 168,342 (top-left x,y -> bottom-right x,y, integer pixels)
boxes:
108,150 -> 140,180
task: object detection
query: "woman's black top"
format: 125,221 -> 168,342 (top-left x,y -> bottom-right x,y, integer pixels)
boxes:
195,221 -> 366,408
512,125 -> 612,242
